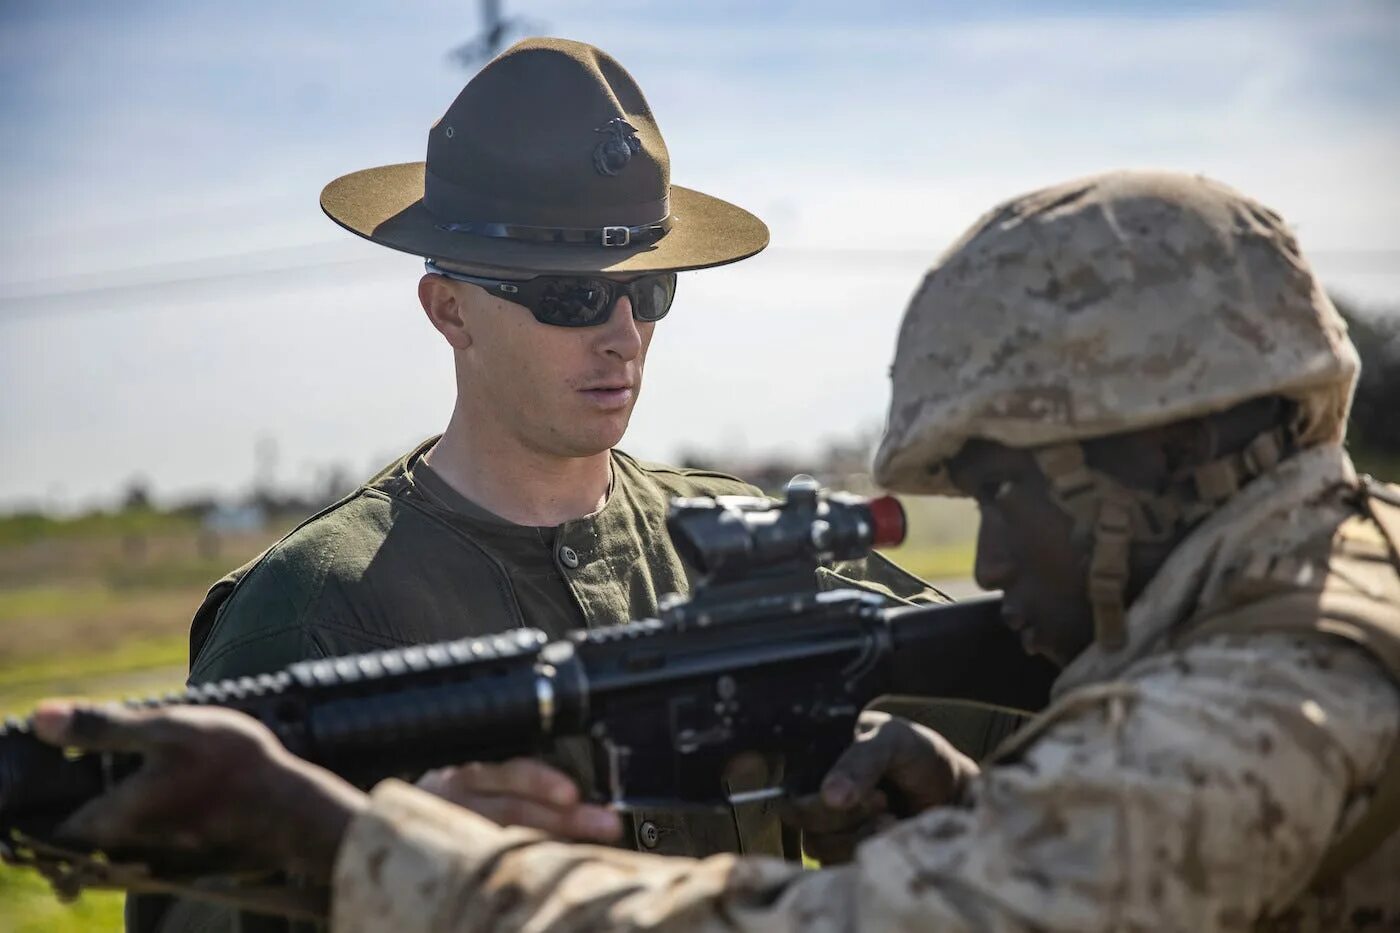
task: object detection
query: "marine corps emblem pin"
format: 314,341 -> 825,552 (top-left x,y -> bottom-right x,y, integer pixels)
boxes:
593,118 -> 642,176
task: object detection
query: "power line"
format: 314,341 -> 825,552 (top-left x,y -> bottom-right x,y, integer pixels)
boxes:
0,241 -> 363,299
0,257 -> 377,324
7,243 -> 1399,298
3,245 -> 1398,325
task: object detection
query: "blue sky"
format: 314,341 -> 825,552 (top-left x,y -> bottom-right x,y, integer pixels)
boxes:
1,0 -> 1397,508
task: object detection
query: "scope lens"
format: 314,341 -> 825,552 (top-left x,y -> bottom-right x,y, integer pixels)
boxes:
866,496 -> 907,548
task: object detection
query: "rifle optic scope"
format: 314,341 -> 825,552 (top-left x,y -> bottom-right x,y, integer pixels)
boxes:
666,475 -> 906,583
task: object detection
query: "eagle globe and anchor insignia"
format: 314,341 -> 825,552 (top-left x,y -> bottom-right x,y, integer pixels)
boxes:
593,118 -> 642,176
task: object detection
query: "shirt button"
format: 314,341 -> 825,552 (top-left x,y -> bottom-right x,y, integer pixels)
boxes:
558,545 -> 580,569
637,820 -> 660,849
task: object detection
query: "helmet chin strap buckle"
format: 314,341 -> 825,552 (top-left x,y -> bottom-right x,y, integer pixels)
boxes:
1035,443 -> 1132,651
1189,426 -> 1288,504
1088,498 -> 1132,650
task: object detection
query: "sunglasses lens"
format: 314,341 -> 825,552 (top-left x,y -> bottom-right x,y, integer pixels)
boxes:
518,273 -> 677,326
534,278 -> 613,326
633,273 -> 677,322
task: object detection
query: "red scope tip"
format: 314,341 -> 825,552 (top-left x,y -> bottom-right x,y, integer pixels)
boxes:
867,495 -> 907,548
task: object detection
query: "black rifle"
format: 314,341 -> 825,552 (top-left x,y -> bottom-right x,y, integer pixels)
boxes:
0,477 -> 1055,860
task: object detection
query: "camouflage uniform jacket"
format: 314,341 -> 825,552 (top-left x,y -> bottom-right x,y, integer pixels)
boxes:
328,444 -> 1400,932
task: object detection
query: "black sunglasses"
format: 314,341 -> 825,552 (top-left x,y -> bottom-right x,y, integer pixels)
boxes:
425,261 -> 677,328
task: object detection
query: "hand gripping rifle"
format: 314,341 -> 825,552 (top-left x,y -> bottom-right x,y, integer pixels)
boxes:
0,477 -> 1056,875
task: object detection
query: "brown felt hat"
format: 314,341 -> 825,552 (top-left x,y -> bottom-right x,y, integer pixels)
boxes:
320,37 -> 768,275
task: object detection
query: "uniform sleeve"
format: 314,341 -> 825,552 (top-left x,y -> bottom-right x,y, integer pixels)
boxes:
188,573 -> 328,683
189,522 -> 402,683
330,635 -> 1399,933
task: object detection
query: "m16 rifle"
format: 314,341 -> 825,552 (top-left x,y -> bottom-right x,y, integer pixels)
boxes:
0,477 -> 1056,861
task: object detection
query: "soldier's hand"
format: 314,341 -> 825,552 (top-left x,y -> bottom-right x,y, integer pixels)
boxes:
31,700 -> 366,880
417,760 -> 622,843
783,711 -> 979,865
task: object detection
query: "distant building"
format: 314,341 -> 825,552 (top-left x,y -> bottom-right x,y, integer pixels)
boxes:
201,503 -> 267,535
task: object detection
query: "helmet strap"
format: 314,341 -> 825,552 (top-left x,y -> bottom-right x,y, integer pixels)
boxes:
1032,423 -> 1292,652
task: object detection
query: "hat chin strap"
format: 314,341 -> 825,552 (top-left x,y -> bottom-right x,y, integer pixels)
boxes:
1032,427 -> 1290,651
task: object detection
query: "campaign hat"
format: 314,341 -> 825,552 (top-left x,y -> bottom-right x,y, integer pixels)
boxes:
321,37 -> 768,275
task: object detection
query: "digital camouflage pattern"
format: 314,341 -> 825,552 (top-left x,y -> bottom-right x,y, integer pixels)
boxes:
874,171 -> 1358,495
326,443 -> 1400,932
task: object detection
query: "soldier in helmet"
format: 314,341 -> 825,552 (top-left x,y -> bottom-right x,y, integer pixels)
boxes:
32,170 -> 1400,930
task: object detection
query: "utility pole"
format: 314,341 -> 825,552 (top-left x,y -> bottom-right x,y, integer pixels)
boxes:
448,0 -> 541,71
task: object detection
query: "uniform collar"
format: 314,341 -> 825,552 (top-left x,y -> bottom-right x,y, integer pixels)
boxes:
381,436 -> 621,534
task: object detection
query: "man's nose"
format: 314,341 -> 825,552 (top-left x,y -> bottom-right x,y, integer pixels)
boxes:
972,511 -> 1015,592
596,295 -> 643,361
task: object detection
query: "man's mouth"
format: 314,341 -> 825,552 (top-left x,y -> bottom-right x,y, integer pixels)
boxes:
578,383 -> 634,410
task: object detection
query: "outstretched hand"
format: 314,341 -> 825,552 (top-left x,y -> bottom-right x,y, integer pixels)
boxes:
30,700 -> 365,881
31,699 -> 622,879
783,711 -> 979,865
417,759 -> 622,843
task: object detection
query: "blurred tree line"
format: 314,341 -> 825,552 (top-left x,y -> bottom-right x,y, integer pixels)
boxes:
1337,296 -> 1400,478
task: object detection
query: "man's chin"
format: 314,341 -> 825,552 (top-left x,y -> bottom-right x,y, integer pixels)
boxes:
555,419 -> 632,458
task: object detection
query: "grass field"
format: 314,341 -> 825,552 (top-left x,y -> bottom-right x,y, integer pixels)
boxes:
0,514 -> 289,931
0,497 -> 979,929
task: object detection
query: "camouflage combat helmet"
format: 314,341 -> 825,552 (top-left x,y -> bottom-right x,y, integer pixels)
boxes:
873,170 -> 1359,649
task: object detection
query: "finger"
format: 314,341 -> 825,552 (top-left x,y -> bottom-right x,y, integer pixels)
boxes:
446,759 -> 579,807
852,710 -> 892,740
456,794 -> 598,838
415,767 -> 454,796
561,804 -> 622,843
31,701 -> 78,745
779,789 -> 888,835
820,730 -> 903,809
33,702 -> 175,754
871,722 -> 969,813
54,770 -> 176,851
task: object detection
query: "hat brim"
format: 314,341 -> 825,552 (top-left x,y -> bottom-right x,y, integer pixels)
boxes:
320,162 -> 768,275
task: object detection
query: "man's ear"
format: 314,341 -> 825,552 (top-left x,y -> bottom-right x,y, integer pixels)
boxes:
419,274 -> 473,350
